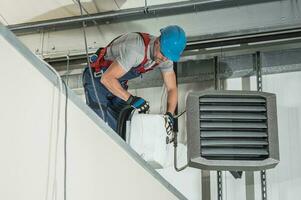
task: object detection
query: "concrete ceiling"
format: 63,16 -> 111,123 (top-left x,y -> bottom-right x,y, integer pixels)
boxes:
0,0 -> 187,25
0,0 -> 128,25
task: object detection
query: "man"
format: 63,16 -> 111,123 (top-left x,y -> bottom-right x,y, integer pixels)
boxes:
82,25 -> 186,136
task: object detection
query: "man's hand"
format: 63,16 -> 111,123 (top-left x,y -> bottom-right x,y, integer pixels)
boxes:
126,95 -> 150,113
164,112 -> 174,135
89,54 -> 98,63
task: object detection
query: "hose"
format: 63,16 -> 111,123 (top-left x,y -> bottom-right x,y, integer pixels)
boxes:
117,105 -> 135,140
77,0 -> 105,120
173,131 -> 188,172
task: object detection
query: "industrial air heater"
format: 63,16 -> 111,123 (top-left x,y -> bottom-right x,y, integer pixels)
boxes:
186,90 -> 279,171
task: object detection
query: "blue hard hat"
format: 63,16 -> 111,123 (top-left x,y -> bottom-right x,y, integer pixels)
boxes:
160,25 -> 187,62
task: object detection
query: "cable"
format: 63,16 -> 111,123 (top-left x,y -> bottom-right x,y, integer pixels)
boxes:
63,57 -> 69,200
36,56 -> 63,200
174,110 -> 186,119
172,110 -> 187,171
72,0 -> 103,35
62,80 -> 68,200
46,63 -> 68,200
66,54 -> 70,85
39,57 -> 69,200
72,0 -> 89,15
41,30 -> 45,56
0,13 -> 9,25
114,0 -> 121,9
173,132 -> 188,172
117,105 -> 134,140
77,0 -> 105,119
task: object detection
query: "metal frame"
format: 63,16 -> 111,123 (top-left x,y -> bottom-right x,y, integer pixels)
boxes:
43,23 -> 301,66
186,26 -> 301,50
217,171 -> 223,200
186,90 -> 279,171
8,0 -> 278,35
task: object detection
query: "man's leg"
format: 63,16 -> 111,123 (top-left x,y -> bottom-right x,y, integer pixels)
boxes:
82,68 -> 108,122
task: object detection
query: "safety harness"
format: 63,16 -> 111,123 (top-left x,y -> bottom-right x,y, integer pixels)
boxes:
90,32 -> 158,76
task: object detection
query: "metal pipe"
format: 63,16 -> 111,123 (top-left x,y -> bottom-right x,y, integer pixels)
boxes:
9,9 -> 143,32
65,54 -> 70,85
173,132 -> 188,172
44,23 -> 301,66
8,0 -> 278,34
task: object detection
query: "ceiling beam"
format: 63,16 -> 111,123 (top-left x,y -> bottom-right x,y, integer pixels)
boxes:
44,23 -> 301,66
8,0 -> 278,35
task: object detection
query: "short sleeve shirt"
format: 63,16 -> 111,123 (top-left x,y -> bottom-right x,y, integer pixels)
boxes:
104,33 -> 173,73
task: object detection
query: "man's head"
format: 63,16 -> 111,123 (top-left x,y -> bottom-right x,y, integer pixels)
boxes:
154,25 -> 186,64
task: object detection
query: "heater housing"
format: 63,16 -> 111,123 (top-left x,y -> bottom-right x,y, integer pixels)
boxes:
186,90 -> 279,171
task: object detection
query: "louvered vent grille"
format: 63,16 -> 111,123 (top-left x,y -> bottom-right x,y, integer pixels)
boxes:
199,95 -> 269,161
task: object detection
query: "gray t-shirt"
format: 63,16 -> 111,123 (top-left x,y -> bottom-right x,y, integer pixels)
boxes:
104,33 -> 173,73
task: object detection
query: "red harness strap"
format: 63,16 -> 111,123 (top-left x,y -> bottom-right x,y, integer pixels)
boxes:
90,32 -> 158,74
134,33 -> 158,74
90,35 -> 121,72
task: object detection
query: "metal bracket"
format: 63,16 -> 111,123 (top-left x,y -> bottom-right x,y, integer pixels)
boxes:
261,170 -> 268,200
214,56 -> 221,90
255,51 -> 268,200
144,0 -> 149,14
217,171 -> 223,200
255,51 -> 263,92
230,171 -> 243,179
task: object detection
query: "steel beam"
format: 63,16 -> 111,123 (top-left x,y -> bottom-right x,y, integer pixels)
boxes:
43,23 -> 301,68
202,170 -> 211,200
186,25 -> 301,50
245,172 -> 255,200
58,46 -> 301,90
8,0 -> 278,35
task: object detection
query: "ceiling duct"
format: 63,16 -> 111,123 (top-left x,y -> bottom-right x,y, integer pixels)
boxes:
186,90 -> 279,171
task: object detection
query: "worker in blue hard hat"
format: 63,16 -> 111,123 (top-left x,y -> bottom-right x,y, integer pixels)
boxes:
83,25 -> 187,138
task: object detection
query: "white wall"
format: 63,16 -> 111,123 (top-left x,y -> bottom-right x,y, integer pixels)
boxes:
0,26 -> 186,200
257,72 -> 301,200
222,72 -> 301,200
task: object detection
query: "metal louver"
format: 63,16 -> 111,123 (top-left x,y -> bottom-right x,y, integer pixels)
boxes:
186,90 -> 279,171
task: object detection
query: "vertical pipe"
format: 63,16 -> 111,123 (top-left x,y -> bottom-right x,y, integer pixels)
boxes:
242,71 -> 255,200
214,55 -> 223,200
173,62 -> 178,132
202,170 -> 211,200
256,51 -> 263,92
255,51 -> 268,200
245,172 -> 255,200
214,56 -> 219,90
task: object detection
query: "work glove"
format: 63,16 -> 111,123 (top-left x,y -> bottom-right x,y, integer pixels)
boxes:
164,112 -> 174,136
126,95 -> 150,113
89,54 -> 98,63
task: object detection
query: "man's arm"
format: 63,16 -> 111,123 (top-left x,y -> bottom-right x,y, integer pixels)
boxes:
162,71 -> 178,114
100,60 -> 131,101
